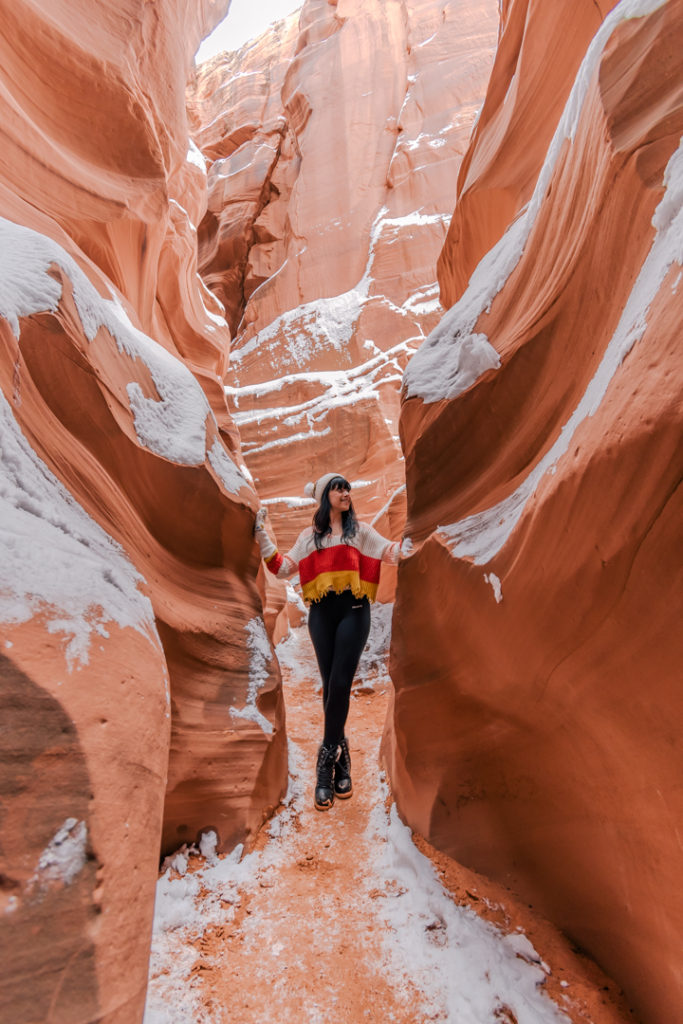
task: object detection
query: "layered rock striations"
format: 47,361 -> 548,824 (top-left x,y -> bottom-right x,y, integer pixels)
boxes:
189,0 -> 499,573
0,2 -> 287,1021
388,1 -> 683,1021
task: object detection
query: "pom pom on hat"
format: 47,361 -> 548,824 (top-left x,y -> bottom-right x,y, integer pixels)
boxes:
307,471 -> 344,503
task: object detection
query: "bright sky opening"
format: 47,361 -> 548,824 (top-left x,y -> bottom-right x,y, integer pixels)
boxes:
195,0 -> 303,63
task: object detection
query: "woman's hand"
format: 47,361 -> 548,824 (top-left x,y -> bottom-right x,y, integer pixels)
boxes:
254,507 -> 268,533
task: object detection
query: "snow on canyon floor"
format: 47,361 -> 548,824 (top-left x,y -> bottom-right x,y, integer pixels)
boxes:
144,619 -> 599,1024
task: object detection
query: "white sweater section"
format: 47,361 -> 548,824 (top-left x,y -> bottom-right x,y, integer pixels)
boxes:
256,522 -> 399,579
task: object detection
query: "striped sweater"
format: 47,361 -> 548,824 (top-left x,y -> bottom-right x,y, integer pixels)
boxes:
256,523 -> 399,604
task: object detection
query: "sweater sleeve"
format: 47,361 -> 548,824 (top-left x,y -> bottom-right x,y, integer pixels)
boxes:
256,526 -> 306,579
358,523 -> 400,565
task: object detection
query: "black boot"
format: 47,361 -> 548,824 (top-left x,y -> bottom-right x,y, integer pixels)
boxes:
334,736 -> 353,799
314,742 -> 337,811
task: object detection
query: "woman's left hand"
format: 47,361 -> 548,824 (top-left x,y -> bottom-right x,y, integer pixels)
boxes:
254,507 -> 268,533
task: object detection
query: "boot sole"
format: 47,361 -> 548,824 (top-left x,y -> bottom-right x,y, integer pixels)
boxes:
314,798 -> 334,811
334,787 -> 353,799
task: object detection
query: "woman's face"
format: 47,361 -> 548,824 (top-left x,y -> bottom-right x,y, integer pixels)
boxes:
327,479 -> 351,514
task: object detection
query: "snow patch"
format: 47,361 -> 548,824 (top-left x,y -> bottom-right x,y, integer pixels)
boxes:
262,494 -> 316,509
199,830 -> 219,864
145,740 -> 305,1022
366,796 -> 570,1023
276,623 -> 319,682
0,218 -> 212,465
266,740 -> 306,840
29,818 -> 87,890
402,281 -> 442,316
232,286 -> 366,369
161,847 -> 191,878
400,536 -> 414,557
243,424 -> 332,458
144,952 -> 221,1024
0,391 -> 160,670
484,572 -> 503,603
230,617 -> 274,734
207,438 -> 252,497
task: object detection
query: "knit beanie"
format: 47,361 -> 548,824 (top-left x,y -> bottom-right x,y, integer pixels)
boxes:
304,472 -> 345,503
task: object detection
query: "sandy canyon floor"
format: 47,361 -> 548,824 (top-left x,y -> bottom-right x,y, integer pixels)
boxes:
144,617 -> 629,1024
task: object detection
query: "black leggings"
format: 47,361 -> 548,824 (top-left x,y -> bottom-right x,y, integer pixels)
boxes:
307,590 -> 371,746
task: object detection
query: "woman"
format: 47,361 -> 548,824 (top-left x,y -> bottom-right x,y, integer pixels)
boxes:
254,472 -> 400,811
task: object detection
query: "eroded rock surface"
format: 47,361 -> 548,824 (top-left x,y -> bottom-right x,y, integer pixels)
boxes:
0,3 -> 286,1021
189,0 -> 499,569
389,2 -> 683,1021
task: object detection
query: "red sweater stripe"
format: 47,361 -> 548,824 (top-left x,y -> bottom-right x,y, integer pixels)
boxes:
265,551 -> 284,575
298,544 -> 381,585
358,553 -> 382,584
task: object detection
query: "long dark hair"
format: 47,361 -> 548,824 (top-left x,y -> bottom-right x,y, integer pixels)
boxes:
313,477 -> 358,550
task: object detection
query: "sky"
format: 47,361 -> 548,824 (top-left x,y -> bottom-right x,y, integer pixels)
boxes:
195,0 -> 303,63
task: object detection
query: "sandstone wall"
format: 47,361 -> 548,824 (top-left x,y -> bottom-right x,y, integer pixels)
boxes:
0,3 -> 287,1022
189,0 -> 499,574
388,1 -> 683,1021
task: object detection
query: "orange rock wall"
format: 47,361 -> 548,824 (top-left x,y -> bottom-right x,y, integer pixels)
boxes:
189,0 -> 499,569
388,2 -> 683,1021
0,3 -> 287,1022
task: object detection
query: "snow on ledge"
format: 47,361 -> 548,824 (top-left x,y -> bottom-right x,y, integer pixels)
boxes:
0,217 -> 211,466
231,204 -> 443,372
438,133 -> 683,566
0,391 -> 161,670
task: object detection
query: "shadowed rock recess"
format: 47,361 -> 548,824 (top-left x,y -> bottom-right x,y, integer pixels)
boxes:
0,1 -> 680,1023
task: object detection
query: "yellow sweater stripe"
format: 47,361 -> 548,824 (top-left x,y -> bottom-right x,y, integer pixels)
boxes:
301,570 -> 378,604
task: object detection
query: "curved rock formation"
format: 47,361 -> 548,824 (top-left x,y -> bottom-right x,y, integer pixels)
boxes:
388,2 -> 683,1021
0,2 -> 287,1021
189,0 -> 499,567
437,0 -> 610,306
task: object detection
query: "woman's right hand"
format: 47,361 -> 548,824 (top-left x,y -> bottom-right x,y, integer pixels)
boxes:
254,507 -> 268,533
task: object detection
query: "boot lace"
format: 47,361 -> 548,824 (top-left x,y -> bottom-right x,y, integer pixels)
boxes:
337,737 -> 351,776
316,743 -> 337,789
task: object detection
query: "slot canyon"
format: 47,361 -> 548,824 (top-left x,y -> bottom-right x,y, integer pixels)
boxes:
0,1 -> 680,1023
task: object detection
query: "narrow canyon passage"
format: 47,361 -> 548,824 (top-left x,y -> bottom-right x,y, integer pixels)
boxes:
1,1 -> 680,1021
145,618 -> 593,1024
